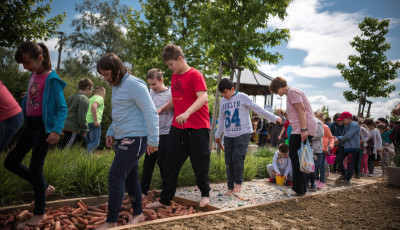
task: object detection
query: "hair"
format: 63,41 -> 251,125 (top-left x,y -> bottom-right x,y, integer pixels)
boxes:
218,78 -> 234,93
358,117 -> 364,125
146,68 -> 163,81
97,53 -> 129,86
324,117 -> 331,123
276,109 -> 283,116
377,117 -> 389,125
269,77 -> 287,94
78,78 -> 94,90
278,143 -> 289,153
364,118 -> 376,128
377,123 -> 386,131
15,42 -> 51,71
94,86 -> 106,94
352,115 -> 358,122
333,113 -> 341,122
162,44 -> 184,62
361,124 -> 368,129
314,111 -> 324,120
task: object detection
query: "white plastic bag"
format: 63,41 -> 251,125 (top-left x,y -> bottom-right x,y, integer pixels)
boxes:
298,140 -> 315,173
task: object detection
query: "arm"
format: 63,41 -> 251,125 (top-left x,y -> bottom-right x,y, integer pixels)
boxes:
374,130 -> 382,152
215,101 -> 225,142
46,80 -> 68,145
337,123 -> 359,142
312,121 -> 324,140
158,99 -> 174,115
175,90 -> 208,125
91,101 -> 100,127
326,127 -> 335,149
293,102 -> 308,142
272,152 -> 280,175
284,157 -> 292,178
106,122 -> 115,148
244,97 -> 279,124
78,97 -> 89,135
278,126 -> 286,140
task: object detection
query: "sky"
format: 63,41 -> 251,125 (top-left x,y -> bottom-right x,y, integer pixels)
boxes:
44,0 -> 400,119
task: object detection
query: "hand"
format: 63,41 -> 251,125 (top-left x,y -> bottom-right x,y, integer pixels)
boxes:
94,121 -> 100,127
215,138 -> 221,143
323,150 -> 328,155
278,134 -> 282,140
276,117 -> 282,125
82,132 -> 87,138
147,145 -> 158,155
334,140 -> 340,145
46,132 -> 60,145
157,109 -> 163,115
275,172 -> 281,177
377,149 -> 382,154
360,140 -> 364,145
301,130 -> 308,142
176,111 -> 190,125
106,136 -> 115,148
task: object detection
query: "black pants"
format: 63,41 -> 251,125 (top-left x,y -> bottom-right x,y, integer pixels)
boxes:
140,134 -> 168,195
258,134 -> 268,147
289,134 -> 313,195
160,127 -> 211,205
4,116 -> 50,215
335,145 -> 346,175
59,130 -> 86,149
344,151 -> 358,181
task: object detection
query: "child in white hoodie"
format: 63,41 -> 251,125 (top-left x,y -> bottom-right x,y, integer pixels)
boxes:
267,143 -> 292,186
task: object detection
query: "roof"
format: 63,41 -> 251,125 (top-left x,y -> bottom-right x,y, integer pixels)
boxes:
231,69 -> 273,95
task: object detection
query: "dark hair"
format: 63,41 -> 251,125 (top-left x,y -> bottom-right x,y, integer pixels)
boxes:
97,53 -> 129,86
278,143 -> 289,153
352,115 -> 358,122
269,77 -> 287,94
364,118 -> 376,127
146,68 -> 163,81
162,44 -> 184,62
377,117 -> 389,125
377,123 -> 386,131
218,78 -> 234,93
324,117 -> 331,123
333,113 -> 341,122
78,78 -> 93,90
15,42 -> 51,71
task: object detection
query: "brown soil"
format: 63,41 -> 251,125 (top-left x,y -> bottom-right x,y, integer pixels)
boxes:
135,182 -> 400,230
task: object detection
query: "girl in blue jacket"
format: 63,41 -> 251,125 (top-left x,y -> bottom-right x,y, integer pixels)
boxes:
4,42 -> 68,227
96,53 -> 159,229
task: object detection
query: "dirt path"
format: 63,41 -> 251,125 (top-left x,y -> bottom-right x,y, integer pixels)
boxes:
134,182 -> 400,229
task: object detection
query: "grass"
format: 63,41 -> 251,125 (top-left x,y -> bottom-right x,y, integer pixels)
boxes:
0,146 -> 276,207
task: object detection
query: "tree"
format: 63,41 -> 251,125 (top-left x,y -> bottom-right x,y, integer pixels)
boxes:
199,0 -> 291,77
59,56 -> 93,79
67,0 -> 131,68
321,105 -> 330,119
0,0 -> 65,48
337,17 -> 400,118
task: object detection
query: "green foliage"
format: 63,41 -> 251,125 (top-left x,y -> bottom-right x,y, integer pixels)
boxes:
67,0 -> 131,69
386,110 -> 400,122
321,105 -> 330,119
0,0 -> 65,48
337,17 -> 400,114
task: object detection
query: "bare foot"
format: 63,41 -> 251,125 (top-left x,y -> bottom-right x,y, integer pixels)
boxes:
224,189 -> 233,196
18,214 -> 47,229
95,222 -> 117,230
199,197 -> 210,207
145,201 -> 167,209
30,185 -> 55,209
142,194 -> 148,200
233,184 -> 242,193
128,213 -> 145,225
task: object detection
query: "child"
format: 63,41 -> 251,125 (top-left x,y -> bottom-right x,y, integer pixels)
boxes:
334,112 -> 360,185
377,123 -> 394,178
146,44 -> 211,209
311,112 -> 325,189
4,41 -> 67,226
0,81 -> 24,153
331,113 -> 344,174
360,124 -> 370,176
214,78 -> 281,196
86,86 -> 106,153
267,143 -> 292,185
96,53 -> 159,229
60,78 -> 93,149
140,68 -> 173,198
364,119 -> 382,176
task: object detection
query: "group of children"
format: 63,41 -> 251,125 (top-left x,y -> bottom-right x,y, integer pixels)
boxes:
1,40 -> 397,229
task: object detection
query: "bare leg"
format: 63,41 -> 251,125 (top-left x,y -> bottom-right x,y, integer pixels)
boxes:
199,197 -> 210,207
17,214 -> 47,229
95,222 -> 117,230
224,189 -> 233,196
128,213 -> 145,225
145,201 -> 167,209
233,184 -> 242,193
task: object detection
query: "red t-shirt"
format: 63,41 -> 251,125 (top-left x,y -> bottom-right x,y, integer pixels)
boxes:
283,120 -> 290,139
0,81 -> 22,121
171,67 -> 210,129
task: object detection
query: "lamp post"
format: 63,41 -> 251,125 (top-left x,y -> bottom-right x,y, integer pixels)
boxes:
55,31 -> 64,72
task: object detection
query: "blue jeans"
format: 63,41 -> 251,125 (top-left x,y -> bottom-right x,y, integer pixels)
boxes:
223,134 -> 251,190
107,136 -> 147,223
0,111 -> 24,153
86,123 -> 101,153
314,152 -> 325,183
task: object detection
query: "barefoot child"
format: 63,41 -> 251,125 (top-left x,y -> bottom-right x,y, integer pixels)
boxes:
4,41 -> 68,227
96,53 -> 159,229
146,44 -> 211,209
140,68 -> 173,198
215,78 -> 282,196
267,143 -> 292,186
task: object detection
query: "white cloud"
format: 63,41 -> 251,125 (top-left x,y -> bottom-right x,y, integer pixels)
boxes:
268,0 -> 363,66
332,81 -> 349,88
293,83 -> 315,88
259,64 -> 340,79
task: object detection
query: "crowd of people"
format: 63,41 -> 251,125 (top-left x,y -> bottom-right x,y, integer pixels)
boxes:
0,41 -> 399,229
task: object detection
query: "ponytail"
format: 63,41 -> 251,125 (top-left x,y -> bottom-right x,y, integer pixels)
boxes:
15,41 -> 52,71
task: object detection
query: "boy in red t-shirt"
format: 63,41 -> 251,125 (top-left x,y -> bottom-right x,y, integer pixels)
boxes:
146,44 -> 211,209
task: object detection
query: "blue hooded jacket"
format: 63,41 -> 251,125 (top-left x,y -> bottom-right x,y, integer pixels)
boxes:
21,71 -> 68,134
